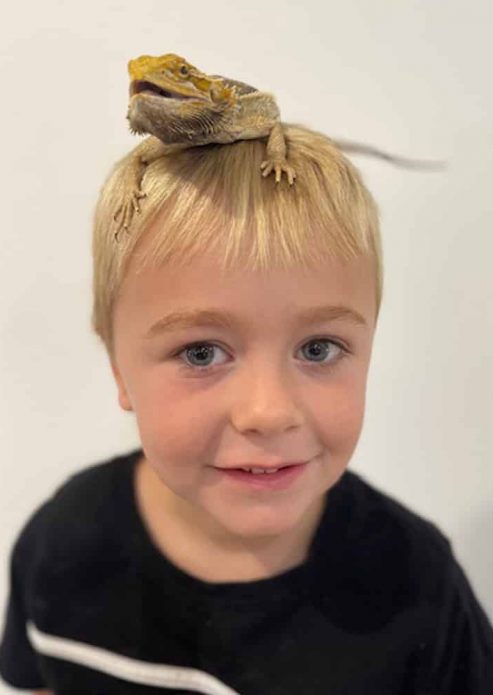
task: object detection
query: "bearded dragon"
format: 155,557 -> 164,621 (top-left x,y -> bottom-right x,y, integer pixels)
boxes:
113,53 -> 444,240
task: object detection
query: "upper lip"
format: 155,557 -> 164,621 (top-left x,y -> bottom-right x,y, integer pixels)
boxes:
216,461 -> 307,470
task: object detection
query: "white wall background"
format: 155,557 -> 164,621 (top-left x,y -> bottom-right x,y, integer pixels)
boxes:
1,0 -> 492,688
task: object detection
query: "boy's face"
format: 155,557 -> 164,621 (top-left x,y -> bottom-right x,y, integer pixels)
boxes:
111,237 -> 377,546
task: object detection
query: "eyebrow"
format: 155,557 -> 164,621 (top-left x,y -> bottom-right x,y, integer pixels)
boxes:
144,304 -> 367,339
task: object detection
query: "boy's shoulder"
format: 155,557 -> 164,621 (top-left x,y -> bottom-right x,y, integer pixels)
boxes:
11,448 -> 141,579
342,467 -> 451,553
314,467 -> 455,612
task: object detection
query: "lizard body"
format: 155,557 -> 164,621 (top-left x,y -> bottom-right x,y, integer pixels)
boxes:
113,53 -> 294,237
113,53 -> 444,239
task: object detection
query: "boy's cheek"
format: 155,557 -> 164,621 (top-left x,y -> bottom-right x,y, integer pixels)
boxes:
309,385 -> 367,453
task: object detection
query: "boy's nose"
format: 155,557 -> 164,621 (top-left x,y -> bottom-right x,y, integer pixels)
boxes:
230,367 -> 305,434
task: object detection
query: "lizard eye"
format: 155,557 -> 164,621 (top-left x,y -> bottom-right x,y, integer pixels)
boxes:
179,65 -> 189,76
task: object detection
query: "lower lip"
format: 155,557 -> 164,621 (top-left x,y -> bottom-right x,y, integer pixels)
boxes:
214,463 -> 308,490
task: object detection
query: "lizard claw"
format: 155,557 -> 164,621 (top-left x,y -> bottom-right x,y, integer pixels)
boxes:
260,159 -> 296,185
113,189 -> 147,241
114,226 -> 127,243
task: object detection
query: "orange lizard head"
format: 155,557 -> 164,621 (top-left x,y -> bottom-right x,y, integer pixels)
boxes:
127,53 -> 236,106
126,53 -> 241,143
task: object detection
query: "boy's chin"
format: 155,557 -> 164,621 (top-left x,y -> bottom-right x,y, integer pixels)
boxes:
199,495 -> 318,544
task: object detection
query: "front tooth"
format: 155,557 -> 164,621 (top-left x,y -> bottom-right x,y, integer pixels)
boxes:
242,467 -> 279,474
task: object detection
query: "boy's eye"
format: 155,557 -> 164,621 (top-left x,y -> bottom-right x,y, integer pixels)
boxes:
172,338 -> 348,374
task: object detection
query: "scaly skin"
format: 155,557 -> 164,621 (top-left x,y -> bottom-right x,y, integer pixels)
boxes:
113,54 -> 295,239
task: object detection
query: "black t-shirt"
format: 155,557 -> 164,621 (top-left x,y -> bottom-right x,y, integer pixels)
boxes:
1,448 -> 492,694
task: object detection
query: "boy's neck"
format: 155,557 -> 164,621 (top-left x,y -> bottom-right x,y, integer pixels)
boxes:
134,455 -> 325,583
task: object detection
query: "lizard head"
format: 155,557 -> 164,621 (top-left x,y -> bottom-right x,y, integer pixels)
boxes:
126,53 -> 238,141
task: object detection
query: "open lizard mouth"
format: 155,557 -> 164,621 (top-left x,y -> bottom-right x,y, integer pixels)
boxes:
130,80 -> 192,100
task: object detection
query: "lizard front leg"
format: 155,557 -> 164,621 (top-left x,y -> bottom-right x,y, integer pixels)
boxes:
113,137 -> 171,241
260,122 -> 296,185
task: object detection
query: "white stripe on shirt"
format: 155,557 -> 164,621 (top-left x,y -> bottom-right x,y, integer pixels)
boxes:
26,621 -> 241,694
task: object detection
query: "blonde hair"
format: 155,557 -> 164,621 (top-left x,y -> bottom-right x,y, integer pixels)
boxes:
92,123 -> 383,358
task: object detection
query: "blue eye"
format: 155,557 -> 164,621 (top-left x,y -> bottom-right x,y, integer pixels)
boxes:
172,338 -> 348,375
182,343 -> 219,369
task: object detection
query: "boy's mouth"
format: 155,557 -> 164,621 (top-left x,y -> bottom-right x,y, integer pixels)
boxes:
217,461 -> 306,472
213,463 -> 308,488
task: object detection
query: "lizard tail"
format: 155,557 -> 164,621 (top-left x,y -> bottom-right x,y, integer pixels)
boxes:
332,139 -> 446,171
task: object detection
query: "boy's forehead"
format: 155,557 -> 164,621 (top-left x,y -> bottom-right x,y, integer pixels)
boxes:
119,247 -> 377,329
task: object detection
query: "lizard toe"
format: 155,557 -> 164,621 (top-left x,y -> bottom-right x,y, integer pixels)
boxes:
261,159 -> 296,185
286,166 -> 296,185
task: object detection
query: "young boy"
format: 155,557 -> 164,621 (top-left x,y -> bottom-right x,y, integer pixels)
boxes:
1,124 -> 492,694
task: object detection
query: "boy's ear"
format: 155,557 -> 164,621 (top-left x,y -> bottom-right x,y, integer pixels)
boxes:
110,361 -> 134,412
